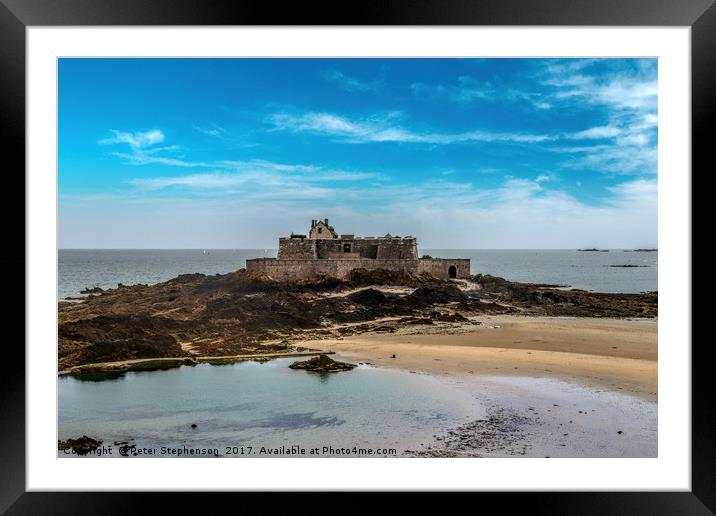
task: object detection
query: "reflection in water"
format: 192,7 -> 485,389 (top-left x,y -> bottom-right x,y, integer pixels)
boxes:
248,412 -> 345,431
70,371 -> 127,382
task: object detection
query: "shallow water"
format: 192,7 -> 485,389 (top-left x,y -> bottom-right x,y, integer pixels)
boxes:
426,375 -> 658,458
58,248 -> 657,300
58,359 -> 484,457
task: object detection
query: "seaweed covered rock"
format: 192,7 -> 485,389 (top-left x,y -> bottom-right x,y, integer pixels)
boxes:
346,288 -> 387,306
288,354 -> 356,373
470,274 -> 532,300
80,286 -> 104,294
429,311 -> 470,323
58,435 -> 103,455
407,285 -> 467,305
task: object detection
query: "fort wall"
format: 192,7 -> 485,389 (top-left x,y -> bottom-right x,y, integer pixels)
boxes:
376,238 -> 418,260
417,258 -> 471,279
277,238 -> 316,260
313,237 -> 417,260
246,257 -> 470,281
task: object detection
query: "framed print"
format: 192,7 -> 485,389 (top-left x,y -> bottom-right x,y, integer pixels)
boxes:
5,0 -> 711,512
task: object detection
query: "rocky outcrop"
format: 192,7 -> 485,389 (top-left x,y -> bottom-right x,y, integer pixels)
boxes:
288,354 -> 356,373
407,285 -> 467,304
58,435 -> 103,455
347,268 -> 438,288
80,287 -> 105,294
471,273 -> 657,318
346,288 -> 387,306
58,268 -> 657,370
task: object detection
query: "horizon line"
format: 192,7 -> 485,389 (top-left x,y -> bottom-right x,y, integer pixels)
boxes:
57,247 -> 658,251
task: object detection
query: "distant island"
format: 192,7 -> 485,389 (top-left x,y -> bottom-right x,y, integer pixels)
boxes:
577,248 -> 609,252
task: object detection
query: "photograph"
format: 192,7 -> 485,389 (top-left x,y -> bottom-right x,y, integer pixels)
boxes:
56,57 -> 659,459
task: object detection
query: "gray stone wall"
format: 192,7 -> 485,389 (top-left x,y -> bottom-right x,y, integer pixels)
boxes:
313,237 -> 417,260
276,238 -> 316,260
246,258 -> 419,280
315,239 -> 380,259
246,256 -> 470,281
376,238 -> 418,260
417,258 -> 471,279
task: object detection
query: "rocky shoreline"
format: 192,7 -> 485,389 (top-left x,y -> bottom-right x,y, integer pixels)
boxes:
58,268 -> 657,372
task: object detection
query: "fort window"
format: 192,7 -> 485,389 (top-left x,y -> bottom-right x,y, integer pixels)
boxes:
448,265 -> 457,278
318,227 -> 322,234
343,243 -> 351,253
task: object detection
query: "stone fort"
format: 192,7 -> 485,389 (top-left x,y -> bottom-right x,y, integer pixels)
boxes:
246,219 -> 470,281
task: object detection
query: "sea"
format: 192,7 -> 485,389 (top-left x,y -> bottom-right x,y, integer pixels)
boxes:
59,248 -> 657,300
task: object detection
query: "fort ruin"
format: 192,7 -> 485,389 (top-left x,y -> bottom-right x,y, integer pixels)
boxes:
246,219 -> 470,281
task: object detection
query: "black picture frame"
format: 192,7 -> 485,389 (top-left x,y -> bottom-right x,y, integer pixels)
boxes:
3,0 -> 709,512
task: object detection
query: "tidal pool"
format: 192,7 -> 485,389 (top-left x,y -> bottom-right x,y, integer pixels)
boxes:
58,359 -> 485,457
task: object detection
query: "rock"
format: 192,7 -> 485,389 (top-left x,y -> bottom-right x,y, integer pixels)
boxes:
58,435 -> 103,455
288,354 -> 356,373
347,288 -> 387,306
80,286 -> 104,294
429,311 -> 469,323
404,317 -> 434,325
191,424 -> 197,428
348,268 -> 435,288
407,285 -> 467,305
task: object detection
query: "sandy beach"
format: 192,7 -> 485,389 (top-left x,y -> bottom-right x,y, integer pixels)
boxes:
301,315 -> 658,402
298,314 -> 657,457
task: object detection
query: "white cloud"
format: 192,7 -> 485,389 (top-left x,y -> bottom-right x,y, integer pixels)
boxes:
128,161 -> 381,193
194,124 -> 226,138
411,76 -> 551,110
322,69 -> 380,92
607,177 -> 658,204
569,125 -> 622,140
558,144 -> 657,175
541,60 -> 657,113
535,61 -> 658,175
271,112 -> 553,144
99,129 -> 165,149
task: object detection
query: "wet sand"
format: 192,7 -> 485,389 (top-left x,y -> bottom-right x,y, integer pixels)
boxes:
302,315 -> 657,457
406,374 -> 657,457
301,315 -> 658,401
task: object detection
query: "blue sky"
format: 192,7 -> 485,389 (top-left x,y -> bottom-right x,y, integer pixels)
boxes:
59,58 -> 657,249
